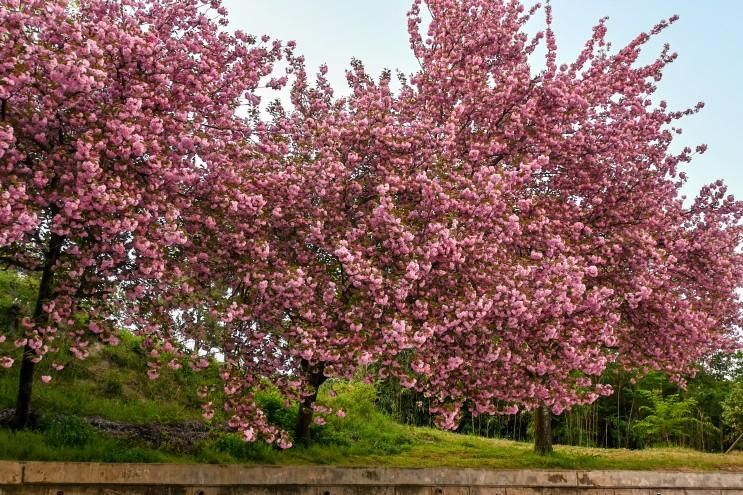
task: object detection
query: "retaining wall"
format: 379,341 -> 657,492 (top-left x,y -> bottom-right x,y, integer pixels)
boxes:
0,462 -> 741,495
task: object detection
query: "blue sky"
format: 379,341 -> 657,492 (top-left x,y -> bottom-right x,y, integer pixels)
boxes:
223,1 -> 742,202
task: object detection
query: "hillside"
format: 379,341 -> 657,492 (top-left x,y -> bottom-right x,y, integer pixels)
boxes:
0,333 -> 742,470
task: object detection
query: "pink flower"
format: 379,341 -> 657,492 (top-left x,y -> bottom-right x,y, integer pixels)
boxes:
446,356 -> 464,370
242,427 -> 256,442
40,375 -> 52,384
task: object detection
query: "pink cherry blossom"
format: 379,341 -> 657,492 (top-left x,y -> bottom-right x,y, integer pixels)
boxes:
242,428 -> 256,442
0,0 -> 288,428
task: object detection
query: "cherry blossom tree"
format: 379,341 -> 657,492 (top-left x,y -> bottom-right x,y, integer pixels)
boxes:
0,0 -> 285,428
178,0 -> 741,450
390,0 -> 743,454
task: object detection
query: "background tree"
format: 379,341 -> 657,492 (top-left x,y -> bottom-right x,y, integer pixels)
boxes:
723,380 -> 743,452
375,361 -> 740,453
632,390 -> 702,447
0,0 -> 284,428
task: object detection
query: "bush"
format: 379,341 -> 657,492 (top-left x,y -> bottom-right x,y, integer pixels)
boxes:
256,389 -> 297,434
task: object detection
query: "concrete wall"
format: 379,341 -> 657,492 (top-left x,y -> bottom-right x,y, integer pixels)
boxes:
0,462 -> 741,495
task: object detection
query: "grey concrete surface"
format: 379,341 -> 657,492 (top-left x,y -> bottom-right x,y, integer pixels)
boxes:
0,462 -> 741,494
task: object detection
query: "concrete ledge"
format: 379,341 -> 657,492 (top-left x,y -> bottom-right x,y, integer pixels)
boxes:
0,462 -> 21,485
0,462 -> 742,491
15,465 -> 582,487
576,472 -> 743,489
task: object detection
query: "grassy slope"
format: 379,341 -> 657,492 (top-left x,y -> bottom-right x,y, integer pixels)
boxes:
0,335 -> 742,470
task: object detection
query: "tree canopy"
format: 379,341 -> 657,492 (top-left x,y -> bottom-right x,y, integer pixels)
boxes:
1,0 -> 741,446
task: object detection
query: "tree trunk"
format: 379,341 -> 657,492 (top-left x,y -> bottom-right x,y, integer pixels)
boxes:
294,360 -> 326,445
11,345 -> 36,430
534,404 -> 553,455
12,231 -> 63,430
725,432 -> 743,454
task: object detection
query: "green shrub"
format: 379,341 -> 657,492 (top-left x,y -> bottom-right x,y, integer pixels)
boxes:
256,389 -> 297,434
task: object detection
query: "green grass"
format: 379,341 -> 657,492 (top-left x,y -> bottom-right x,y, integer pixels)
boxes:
0,424 -> 178,463
1,334 -> 742,470
0,332 -> 214,423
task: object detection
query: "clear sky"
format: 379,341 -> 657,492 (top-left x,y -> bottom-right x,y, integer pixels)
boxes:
223,1 -> 742,202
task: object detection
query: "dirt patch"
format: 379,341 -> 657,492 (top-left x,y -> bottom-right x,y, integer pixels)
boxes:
0,408 -> 211,453
85,416 -> 211,452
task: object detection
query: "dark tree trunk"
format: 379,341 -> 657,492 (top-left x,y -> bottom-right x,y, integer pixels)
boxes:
534,404 -> 553,455
11,345 -> 37,430
294,360 -> 327,445
12,232 -> 63,430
